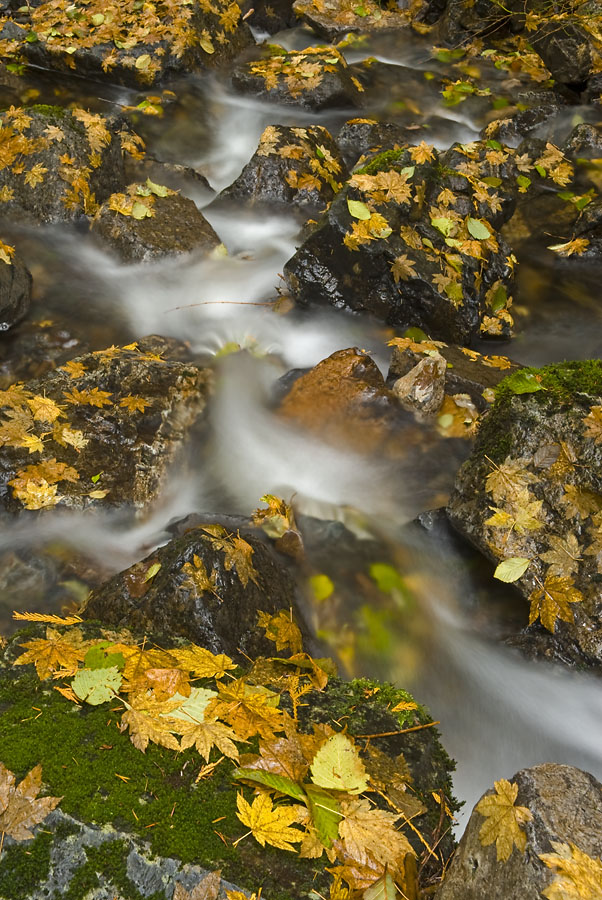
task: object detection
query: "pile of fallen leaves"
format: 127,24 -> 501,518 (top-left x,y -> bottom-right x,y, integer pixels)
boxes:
6,607 -> 440,897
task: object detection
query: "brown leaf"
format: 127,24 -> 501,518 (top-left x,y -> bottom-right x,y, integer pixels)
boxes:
539,535 -> 582,578
528,575 -> 584,633
173,872 -> 221,900
0,763 -> 61,841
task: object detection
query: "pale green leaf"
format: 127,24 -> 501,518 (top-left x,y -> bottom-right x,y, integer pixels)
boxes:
310,733 -> 369,794
72,666 -> 122,705
467,218 -> 491,240
494,557 -> 530,583
347,198 -> 371,220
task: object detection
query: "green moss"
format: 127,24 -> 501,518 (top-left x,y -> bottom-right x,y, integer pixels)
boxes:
495,359 -> 602,404
28,103 -> 67,118
0,828 -> 53,897
355,148 -> 407,175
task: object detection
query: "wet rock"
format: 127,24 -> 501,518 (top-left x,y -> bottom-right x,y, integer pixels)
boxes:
91,183 -> 221,263
284,141 -> 517,343
81,520 -> 306,661
278,347 -> 402,453
563,122 -> 602,160
447,359 -> 602,669
439,0 -> 520,41
0,316 -> 88,388
0,336 -> 210,513
337,118 -> 410,170
0,245 -> 31,330
482,91 -> 569,146
531,21 -> 594,86
231,45 -> 365,111
0,619 -> 457,899
0,0 -> 252,88
217,124 -> 348,216
392,354 -> 447,417
435,764 -> 602,900
387,338 -> 523,411
240,0 -> 296,34
124,154 -> 214,198
0,105 -> 125,224
292,0 -> 412,42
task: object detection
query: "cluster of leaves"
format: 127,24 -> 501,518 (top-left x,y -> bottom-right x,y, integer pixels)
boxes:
247,46 -> 364,99
105,177 -> 175,220
293,0 -> 416,30
256,125 -> 344,196
0,0 -> 243,83
540,840 -> 602,900
8,609 -> 444,897
0,341 -> 167,510
0,105 -> 120,216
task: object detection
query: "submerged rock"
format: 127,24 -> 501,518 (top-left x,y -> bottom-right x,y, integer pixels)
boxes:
217,124 -> 348,215
0,619 -> 458,899
435,764 -> 602,900
284,141 -> 517,343
447,360 -> 602,669
0,243 -> 31,331
81,521 -> 305,661
231,46 -> 365,111
91,182 -> 221,262
0,336 -> 210,513
0,0 -> 252,88
0,105 -> 125,224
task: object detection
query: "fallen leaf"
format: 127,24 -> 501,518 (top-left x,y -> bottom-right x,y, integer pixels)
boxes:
0,763 -> 61,841
310,733 -> 369,794
257,609 -> 303,654
475,778 -> 532,862
528,575 -> 584,632
72,666 -> 122,705
14,626 -> 88,679
540,840 -> 602,900
173,871 -> 222,900
236,791 -> 304,851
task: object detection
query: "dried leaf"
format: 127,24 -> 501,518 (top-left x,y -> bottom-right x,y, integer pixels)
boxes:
14,626 -> 88,679
236,791 -> 304,851
0,763 -> 61,841
475,778 -> 532,862
528,575 -> 584,633
539,535 -> 582,577
172,645 -> 235,680
338,797 -> 414,877
257,610 -> 303,655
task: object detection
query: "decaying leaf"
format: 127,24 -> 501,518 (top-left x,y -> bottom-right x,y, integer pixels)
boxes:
475,778 -> 532,862
173,871 -> 222,900
258,609 -> 303,655
528,575 -> 584,633
540,841 -> 602,900
0,763 -> 61,841
337,798 -> 414,877
539,535 -> 582,578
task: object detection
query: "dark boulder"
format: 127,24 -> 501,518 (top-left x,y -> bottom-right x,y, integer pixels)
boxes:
239,0 -> 297,34
531,20 -> 594,86
337,118 -> 410,170
91,182 -> 221,262
0,244 -> 30,330
435,764 -> 602,900
231,45 -> 365,111
447,360 -> 602,669
218,124 -> 347,215
284,141 -> 517,343
0,336 -> 210,513
292,0 -> 413,41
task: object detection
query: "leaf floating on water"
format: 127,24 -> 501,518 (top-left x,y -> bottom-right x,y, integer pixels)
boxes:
0,763 -> 61,841
236,792 -> 305,851
475,778 -> 532,862
493,557 -> 530,583
310,733 -> 369,795
540,840 -> 602,900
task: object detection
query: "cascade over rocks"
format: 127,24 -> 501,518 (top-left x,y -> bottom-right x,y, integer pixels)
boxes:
435,764 -> 602,900
284,141 -> 517,343
217,124 -> 348,215
447,360 -> 602,669
0,336 -> 210,513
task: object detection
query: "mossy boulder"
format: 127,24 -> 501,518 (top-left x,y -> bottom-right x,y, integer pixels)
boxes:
0,336 -> 210,513
447,360 -> 602,669
217,125 -> 348,216
231,46 -> 364,111
284,141 -> 517,344
0,244 -> 31,330
0,621 -> 458,899
336,118 -> 410,170
0,106 -> 126,224
0,0 -> 252,89
80,520 -> 306,662
91,184 -> 221,263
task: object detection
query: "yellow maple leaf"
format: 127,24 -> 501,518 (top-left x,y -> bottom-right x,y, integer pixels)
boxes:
60,360 -> 86,379
539,535 -> 582,577
119,694 -> 182,753
172,645 -> 235,679
583,406 -> 602,444
144,667 -> 191,702
547,238 -> 589,257
206,679 -> 283,741
390,255 -> 418,283
338,798 -> 414,879
257,610 -> 303,655
528,575 -> 584,633
540,841 -> 602,900
201,527 -> 259,588
485,493 -> 543,534
63,387 -> 112,408
236,792 -> 304,851
180,555 -> 220,600
178,719 -> 240,762
475,778 -> 532,862
24,163 -> 48,188
14,626 -> 88,679
119,395 -> 151,413
408,141 -> 435,164
52,423 -> 88,451
26,395 -> 64,423
560,485 -> 602,520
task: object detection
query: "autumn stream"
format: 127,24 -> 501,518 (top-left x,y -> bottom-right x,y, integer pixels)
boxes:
1,17 -> 602,837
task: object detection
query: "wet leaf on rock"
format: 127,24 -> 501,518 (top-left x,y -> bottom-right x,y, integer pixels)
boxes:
475,778 -> 532,862
311,733 -> 369,794
493,557 -> 530,583
236,791 -> 305,851
528,575 -> 584,633
540,841 -> 602,900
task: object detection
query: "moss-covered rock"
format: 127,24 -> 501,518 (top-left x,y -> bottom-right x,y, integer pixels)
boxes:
0,336 -> 210,513
447,359 -> 602,669
0,621 -> 458,899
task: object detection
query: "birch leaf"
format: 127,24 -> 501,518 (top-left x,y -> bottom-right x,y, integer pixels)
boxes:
494,558 -> 530,583
310,733 -> 369,794
475,778 -> 532,862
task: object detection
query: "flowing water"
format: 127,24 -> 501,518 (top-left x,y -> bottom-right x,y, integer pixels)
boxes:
1,23 -> 602,830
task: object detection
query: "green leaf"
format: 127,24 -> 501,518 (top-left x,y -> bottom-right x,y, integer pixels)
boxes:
84,643 -> 125,671
494,557 -> 530,583
146,178 -> 169,197
403,327 -> 429,342
135,54 -> 151,70
347,198 -> 371,220
310,733 -> 369,794
305,784 -> 341,848
166,687 -> 217,723
354,5 -> 369,16
516,175 -> 531,190
486,139 -> 502,151
467,217 -> 491,240
91,13 -> 105,25
490,283 -> 507,312
233,768 -> 308,802
400,166 -> 415,178
309,574 -> 334,602
72,666 -> 122,705
143,562 -> 161,582
431,216 -> 455,236
500,370 -> 545,395
363,871 -> 398,900
131,201 -> 153,220
535,165 -> 546,177
482,176 -> 502,187
370,563 -> 405,595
